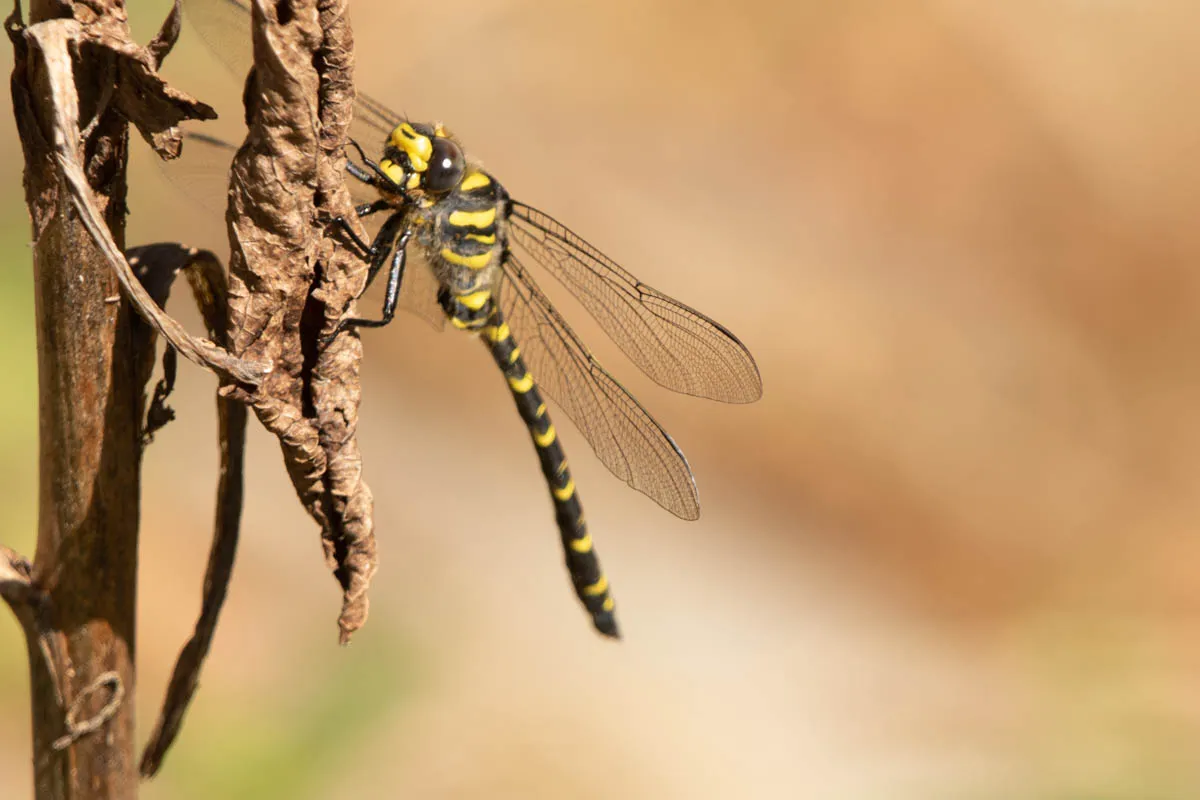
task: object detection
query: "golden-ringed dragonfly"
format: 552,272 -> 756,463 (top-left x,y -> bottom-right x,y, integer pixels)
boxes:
180,0 -> 763,638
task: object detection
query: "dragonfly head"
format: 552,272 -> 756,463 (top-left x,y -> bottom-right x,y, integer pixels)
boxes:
379,121 -> 466,197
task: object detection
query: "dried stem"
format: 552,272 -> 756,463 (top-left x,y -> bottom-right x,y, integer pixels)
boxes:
129,245 -> 248,779
6,1 -> 240,795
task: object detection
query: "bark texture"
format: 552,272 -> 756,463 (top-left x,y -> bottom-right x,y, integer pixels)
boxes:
5,1 -> 228,796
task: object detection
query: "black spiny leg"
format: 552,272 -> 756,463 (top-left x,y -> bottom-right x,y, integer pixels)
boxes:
327,229 -> 413,340
347,138 -> 402,189
347,160 -> 380,188
329,199 -> 390,258
356,200 -> 388,218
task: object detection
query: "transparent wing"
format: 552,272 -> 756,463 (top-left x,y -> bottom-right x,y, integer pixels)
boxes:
499,254 -> 700,519
392,250 -> 445,332
182,0 -> 398,150
507,202 -> 763,404
162,132 -> 238,217
182,0 -> 252,79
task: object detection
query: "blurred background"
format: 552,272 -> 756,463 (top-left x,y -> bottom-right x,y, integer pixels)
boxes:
4,0 -> 1200,796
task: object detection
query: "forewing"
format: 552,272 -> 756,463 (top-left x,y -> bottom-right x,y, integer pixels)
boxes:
182,0 -> 252,78
507,202 -> 762,404
499,254 -> 700,519
163,132 -> 238,217
183,0 -> 398,151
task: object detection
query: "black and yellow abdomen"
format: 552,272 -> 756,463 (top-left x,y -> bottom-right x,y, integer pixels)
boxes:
482,314 -> 619,638
425,169 -> 618,636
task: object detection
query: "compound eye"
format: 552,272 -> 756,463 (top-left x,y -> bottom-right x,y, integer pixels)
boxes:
424,138 -> 465,193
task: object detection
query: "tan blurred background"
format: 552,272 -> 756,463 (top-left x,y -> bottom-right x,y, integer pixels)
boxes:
4,0 -> 1200,796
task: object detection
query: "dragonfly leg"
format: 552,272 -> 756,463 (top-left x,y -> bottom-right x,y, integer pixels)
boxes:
356,199 -> 389,219
329,216 -> 371,256
327,199 -> 392,257
347,160 -> 380,187
324,229 -> 412,341
348,138 -> 401,189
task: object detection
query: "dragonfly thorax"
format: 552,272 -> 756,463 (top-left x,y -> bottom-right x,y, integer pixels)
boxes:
369,120 -> 509,326
412,167 -> 506,308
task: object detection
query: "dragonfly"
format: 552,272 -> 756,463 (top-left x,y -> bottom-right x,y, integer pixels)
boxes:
177,0 -> 763,638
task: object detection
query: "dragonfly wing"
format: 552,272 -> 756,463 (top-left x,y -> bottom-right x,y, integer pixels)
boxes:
182,0 -> 399,147
394,248 -> 445,332
498,253 -> 700,519
182,0 -> 254,80
507,202 -> 762,404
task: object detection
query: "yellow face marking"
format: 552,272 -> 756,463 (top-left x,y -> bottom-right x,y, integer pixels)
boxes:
485,323 -> 510,343
508,373 -> 534,393
389,123 -> 432,172
466,233 -> 497,245
602,597 -> 615,612
583,575 -> 608,597
379,158 -> 406,186
457,290 -> 491,311
406,173 -> 421,190
569,531 -> 592,553
553,478 -> 576,502
440,248 -> 492,269
434,123 -> 448,137
460,171 -> 491,191
448,207 -> 497,229
533,424 -> 557,448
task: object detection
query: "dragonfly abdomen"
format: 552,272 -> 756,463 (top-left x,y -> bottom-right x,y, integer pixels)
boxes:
482,314 -> 620,639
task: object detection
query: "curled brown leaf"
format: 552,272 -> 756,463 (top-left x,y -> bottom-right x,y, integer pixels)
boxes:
223,0 -> 375,642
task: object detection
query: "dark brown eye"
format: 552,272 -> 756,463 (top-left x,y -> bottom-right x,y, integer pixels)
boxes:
424,138 -> 465,193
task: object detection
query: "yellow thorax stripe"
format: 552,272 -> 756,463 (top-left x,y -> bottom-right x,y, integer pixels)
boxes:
466,233 -> 496,245
440,248 -> 492,269
448,207 -> 496,229
460,171 -> 491,191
